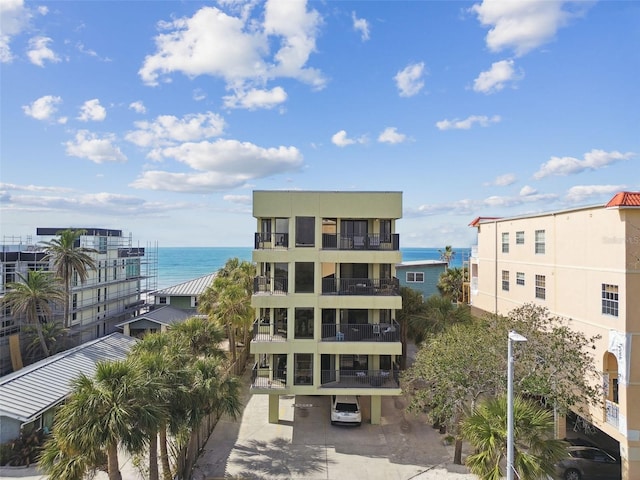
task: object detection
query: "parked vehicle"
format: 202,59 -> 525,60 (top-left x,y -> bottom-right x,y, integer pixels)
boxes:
555,446 -> 621,480
330,395 -> 361,426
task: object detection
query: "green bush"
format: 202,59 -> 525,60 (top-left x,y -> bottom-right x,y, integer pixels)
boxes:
0,426 -> 45,466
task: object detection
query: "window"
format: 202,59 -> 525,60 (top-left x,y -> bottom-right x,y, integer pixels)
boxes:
502,270 -> 509,291
113,260 -> 117,280
516,231 -> 525,245
296,216 -> 315,246
406,272 -> 424,283
602,284 -> 619,316
98,261 -> 102,282
535,230 -> 546,254
294,353 -> 313,385
294,308 -> 314,339
380,219 -> 392,242
295,262 -> 314,293
159,296 -> 167,304
516,272 -> 525,286
501,232 -> 509,253
535,275 -> 546,299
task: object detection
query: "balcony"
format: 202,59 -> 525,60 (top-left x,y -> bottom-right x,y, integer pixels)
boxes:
321,277 -> 399,296
320,369 -> 400,388
251,364 -> 288,390
471,245 -> 478,259
252,320 -> 287,342
254,232 -> 289,249
253,276 -> 288,295
605,400 -> 619,428
321,233 -> 399,251
321,321 -> 400,342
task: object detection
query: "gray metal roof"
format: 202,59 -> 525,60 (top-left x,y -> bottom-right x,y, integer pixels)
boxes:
151,272 -> 216,297
0,333 -> 137,423
396,260 -> 447,267
116,306 -> 195,328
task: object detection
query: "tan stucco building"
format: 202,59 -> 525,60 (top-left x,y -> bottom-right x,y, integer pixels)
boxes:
469,192 -> 640,479
249,191 -> 403,424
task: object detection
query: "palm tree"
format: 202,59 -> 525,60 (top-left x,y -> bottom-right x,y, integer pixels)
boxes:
397,286 -> 426,369
22,319 -> 70,362
409,294 -> 472,344
170,316 -> 226,358
461,395 -> 568,480
1,271 -> 66,357
39,359 -> 164,480
437,266 -> 467,303
438,245 -> 455,267
41,229 -> 97,327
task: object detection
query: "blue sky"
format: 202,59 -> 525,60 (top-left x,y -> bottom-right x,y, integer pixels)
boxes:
1,0 -> 638,248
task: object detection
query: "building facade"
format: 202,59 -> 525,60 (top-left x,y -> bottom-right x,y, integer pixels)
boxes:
249,191 -> 403,424
396,260 -> 447,299
0,228 -> 156,374
468,192 -> 640,479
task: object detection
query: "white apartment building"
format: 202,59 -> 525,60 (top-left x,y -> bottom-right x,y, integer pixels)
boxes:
250,191 -> 403,424
469,192 -> 640,480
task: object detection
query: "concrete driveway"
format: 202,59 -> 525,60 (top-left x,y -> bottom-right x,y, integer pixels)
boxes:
192,374 -> 475,480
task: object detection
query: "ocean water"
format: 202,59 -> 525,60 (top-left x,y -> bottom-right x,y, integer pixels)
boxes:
156,246 -> 470,290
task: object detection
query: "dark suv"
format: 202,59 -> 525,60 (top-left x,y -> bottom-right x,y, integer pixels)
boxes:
555,446 -> 621,480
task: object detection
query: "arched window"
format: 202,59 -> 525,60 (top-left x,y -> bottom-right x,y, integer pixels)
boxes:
603,352 -> 619,403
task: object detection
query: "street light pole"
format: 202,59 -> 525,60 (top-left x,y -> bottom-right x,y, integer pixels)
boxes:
507,330 -> 527,480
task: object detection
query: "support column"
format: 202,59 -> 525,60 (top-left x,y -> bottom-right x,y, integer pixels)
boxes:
555,412 -> 567,439
268,394 -> 279,424
370,395 -> 382,425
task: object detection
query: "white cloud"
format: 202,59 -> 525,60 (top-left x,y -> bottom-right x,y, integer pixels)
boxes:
394,62 -> 425,97
565,184 -> 627,203
352,12 -> 370,41
126,112 -> 226,148
1,0 -> 31,63
224,194 -> 251,205
193,89 -> 206,101
378,127 -> 407,144
37,5 -> 48,15
470,0 -> 589,56
65,130 -> 127,164
483,191 -> 557,208
473,60 -> 521,94
484,173 -> 516,187
131,138 -> 303,193
22,95 -> 62,121
27,36 -> 60,66
436,114 -> 501,130
223,86 -> 287,110
409,198 -> 479,217
520,185 -> 537,196
139,3 -> 326,106
331,130 -> 367,147
534,149 -> 635,179
0,182 -> 73,194
129,101 -> 146,114
77,99 -> 107,122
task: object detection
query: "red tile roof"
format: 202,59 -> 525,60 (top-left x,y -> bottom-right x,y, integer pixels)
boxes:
468,216 -> 501,227
606,191 -> 640,208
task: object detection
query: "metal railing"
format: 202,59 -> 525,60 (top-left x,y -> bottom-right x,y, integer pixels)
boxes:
250,364 -> 288,390
253,276 -> 288,294
321,277 -> 399,296
254,232 -> 289,249
320,369 -> 400,388
252,320 -> 287,342
321,233 -> 399,251
320,321 -> 400,342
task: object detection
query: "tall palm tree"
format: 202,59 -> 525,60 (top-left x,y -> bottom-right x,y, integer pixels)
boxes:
437,266 -> 467,303
41,229 -> 97,327
170,316 -> 226,358
438,245 -> 455,267
39,359 -> 164,480
1,271 -> 66,357
461,395 -> 568,480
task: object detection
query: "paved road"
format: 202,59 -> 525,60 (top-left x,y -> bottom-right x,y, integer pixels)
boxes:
192,372 -> 476,480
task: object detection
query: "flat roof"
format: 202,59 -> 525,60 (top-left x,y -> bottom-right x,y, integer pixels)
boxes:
396,260 -> 447,267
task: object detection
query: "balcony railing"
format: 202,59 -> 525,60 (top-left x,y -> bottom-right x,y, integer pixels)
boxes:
252,320 -> 287,342
321,277 -> 399,296
254,232 -> 289,249
605,400 -> 619,428
251,364 -> 287,390
320,321 -> 400,342
321,233 -> 399,251
320,369 -> 399,388
253,276 -> 288,294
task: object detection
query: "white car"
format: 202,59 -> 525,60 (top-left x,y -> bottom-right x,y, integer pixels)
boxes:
331,395 -> 361,426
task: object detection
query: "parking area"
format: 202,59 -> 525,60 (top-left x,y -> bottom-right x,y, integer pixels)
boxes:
192,370 -> 475,480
